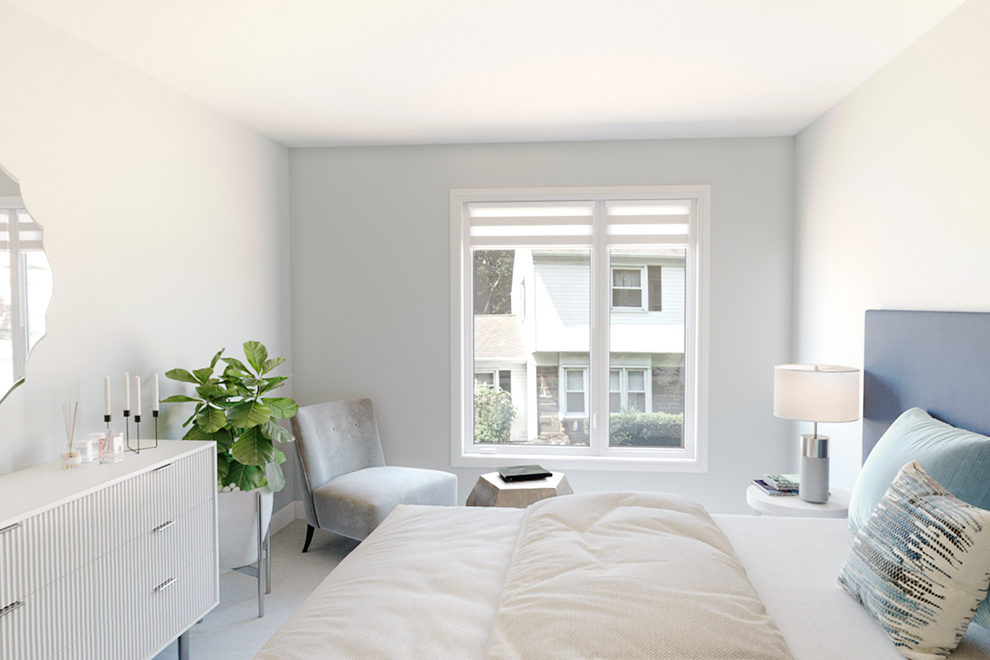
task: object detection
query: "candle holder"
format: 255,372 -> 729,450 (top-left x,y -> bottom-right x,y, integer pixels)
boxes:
126,411 -> 159,453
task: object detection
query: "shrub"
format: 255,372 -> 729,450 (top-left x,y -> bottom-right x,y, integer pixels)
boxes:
474,382 -> 517,443
585,409 -> 683,447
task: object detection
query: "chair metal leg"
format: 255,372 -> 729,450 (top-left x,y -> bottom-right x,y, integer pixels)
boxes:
302,524 -> 315,553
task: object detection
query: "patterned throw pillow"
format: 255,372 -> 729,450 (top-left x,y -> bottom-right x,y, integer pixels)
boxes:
838,461 -> 990,660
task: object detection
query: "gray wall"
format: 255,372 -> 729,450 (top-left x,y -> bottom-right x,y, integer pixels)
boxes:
290,137 -> 794,513
0,168 -> 19,196
794,0 -> 990,491
0,3 -> 296,510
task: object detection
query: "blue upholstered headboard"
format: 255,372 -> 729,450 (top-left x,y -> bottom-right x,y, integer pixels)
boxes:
863,310 -> 990,462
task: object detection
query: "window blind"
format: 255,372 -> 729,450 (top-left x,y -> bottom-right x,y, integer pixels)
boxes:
468,201 -> 594,247
0,210 -> 45,251
606,200 -> 690,246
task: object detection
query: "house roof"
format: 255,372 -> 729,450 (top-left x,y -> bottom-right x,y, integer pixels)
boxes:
475,315 -> 526,361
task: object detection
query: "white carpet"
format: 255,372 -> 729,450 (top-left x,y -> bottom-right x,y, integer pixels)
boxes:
155,519 -> 360,660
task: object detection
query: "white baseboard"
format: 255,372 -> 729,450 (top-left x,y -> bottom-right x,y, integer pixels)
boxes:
270,500 -> 307,535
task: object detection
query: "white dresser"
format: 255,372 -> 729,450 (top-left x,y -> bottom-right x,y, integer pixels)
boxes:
0,441 -> 218,660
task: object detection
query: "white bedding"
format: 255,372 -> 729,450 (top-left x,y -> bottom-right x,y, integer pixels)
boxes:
255,497 -> 990,660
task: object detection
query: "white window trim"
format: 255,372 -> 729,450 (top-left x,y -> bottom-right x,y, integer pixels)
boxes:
611,366 -> 652,413
450,185 -> 710,473
560,366 -> 589,419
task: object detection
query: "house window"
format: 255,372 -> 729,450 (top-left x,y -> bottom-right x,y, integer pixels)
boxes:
612,268 -> 643,309
451,186 -> 710,471
476,369 -> 512,393
562,367 -> 587,416
610,368 -> 650,413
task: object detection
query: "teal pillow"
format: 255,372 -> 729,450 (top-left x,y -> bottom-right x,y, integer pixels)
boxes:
849,407 -> 990,630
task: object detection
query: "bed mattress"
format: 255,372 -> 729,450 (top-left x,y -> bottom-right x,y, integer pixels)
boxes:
255,499 -> 990,660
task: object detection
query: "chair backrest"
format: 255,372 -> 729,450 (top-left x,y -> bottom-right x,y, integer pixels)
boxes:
291,398 -> 387,492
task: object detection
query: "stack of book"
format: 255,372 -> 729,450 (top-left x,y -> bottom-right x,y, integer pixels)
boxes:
751,473 -> 799,496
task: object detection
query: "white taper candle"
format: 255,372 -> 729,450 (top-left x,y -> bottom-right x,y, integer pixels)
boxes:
104,376 -> 111,417
124,372 -> 130,411
134,375 -> 142,417
153,373 -> 159,412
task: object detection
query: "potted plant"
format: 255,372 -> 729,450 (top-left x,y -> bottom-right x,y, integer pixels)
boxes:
163,340 -> 297,569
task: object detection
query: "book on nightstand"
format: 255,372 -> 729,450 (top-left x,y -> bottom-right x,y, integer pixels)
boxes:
763,473 -> 800,491
498,465 -> 553,482
752,478 -> 798,496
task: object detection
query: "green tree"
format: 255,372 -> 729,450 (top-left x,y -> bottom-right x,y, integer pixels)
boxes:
473,250 -> 514,314
474,382 -> 517,443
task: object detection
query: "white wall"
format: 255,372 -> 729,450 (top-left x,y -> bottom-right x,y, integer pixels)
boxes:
0,3 -> 296,509
290,137 -> 794,513
794,0 -> 990,491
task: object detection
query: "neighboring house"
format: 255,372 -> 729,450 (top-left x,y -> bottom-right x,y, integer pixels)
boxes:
475,247 -> 685,445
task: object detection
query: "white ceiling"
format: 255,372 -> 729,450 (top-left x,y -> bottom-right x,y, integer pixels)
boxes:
8,0 -> 967,147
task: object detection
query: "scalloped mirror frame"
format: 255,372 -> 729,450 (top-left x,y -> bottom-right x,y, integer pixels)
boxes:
0,163 -> 52,404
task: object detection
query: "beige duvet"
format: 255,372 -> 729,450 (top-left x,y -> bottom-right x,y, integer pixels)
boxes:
255,492 -> 792,660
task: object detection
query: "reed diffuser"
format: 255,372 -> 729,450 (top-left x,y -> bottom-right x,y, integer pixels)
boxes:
60,401 -> 81,469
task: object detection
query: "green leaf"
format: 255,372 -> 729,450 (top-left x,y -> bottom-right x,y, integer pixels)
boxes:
264,462 -> 285,493
212,427 -> 235,451
210,348 -> 225,370
195,406 -> 227,433
243,341 -> 268,373
258,376 -> 289,395
263,397 -> 298,419
217,452 -> 231,480
260,419 -> 293,444
221,358 -> 251,375
165,368 -> 199,384
225,463 -> 264,491
260,357 -> 285,375
195,382 -> 225,400
227,400 -> 271,428
183,424 -> 212,441
231,426 -> 274,467
273,448 -> 287,464
193,368 -> 214,384
161,394 -> 200,404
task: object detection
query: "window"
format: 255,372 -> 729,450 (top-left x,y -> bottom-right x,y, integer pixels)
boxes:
451,186 -> 709,471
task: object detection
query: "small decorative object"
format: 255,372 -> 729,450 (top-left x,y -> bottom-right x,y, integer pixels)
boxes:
60,401 -> 80,469
100,431 -> 124,464
773,364 -> 860,503
80,432 -> 103,463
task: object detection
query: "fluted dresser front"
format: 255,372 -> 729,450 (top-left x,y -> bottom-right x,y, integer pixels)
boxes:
0,440 -> 218,660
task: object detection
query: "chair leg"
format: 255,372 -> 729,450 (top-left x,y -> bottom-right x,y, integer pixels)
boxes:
302,524 -> 315,553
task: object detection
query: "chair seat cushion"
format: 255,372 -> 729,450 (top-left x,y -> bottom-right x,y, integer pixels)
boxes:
313,466 -> 457,541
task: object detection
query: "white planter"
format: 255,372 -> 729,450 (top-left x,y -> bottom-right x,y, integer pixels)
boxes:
217,487 -> 273,570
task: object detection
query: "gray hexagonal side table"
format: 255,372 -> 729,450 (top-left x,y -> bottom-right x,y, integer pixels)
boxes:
466,471 -> 573,508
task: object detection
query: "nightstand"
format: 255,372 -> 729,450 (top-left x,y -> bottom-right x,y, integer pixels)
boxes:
466,471 -> 573,508
746,485 -> 850,518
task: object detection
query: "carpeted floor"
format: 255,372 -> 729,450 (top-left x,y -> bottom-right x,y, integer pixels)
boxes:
155,519 -> 360,660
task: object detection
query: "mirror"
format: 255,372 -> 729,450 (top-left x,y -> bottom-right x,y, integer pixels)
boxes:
0,167 -> 52,403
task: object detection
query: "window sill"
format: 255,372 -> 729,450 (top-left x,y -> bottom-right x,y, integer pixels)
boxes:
451,450 -> 707,473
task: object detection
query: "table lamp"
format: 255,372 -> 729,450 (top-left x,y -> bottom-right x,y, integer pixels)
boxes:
773,364 -> 860,503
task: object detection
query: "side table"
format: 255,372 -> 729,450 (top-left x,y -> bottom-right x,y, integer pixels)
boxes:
466,471 -> 573,508
746,485 -> 850,518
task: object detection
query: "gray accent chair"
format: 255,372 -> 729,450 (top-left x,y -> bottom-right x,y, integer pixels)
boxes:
292,398 -> 457,551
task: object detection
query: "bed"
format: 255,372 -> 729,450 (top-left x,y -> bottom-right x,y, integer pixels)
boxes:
255,310 -> 990,660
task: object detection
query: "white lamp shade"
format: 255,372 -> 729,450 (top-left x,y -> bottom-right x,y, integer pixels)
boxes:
773,364 -> 860,423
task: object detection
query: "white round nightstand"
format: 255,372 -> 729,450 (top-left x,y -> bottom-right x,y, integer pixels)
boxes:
746,485 -> 850,518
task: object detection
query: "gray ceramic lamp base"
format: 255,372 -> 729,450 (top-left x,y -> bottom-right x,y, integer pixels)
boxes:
799,434 -> 830,503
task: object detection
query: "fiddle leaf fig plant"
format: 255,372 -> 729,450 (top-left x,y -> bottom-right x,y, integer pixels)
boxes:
163,341 -> 297,492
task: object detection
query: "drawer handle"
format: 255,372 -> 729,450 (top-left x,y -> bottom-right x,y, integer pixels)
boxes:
0,522 -> 23,536
152,520 -> 176,533
153,462 -> 174,473
154,577 -> 177,593
0,601 -> 23,618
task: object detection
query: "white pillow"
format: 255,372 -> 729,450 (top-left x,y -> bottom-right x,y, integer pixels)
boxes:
838,460 -> 990,660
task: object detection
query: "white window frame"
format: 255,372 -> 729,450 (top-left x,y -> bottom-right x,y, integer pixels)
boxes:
450,185 -> 710,472
610,266 -> 647,311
